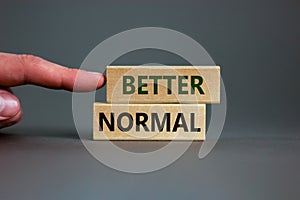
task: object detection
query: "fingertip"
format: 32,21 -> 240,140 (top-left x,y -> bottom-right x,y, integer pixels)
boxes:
72,71 -> 106,92
97,73 -> 106,89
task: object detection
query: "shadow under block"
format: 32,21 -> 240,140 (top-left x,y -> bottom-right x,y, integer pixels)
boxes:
93,103 -> 206,140
106,66 -> 220,104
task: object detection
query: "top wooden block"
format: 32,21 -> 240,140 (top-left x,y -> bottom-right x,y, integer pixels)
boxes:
106,66 -> 220,104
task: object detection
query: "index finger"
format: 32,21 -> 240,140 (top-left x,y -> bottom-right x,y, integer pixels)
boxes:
0,52 -> 106,92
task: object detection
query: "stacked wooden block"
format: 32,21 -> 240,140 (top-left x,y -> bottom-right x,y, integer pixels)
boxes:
93,66 -> 220,140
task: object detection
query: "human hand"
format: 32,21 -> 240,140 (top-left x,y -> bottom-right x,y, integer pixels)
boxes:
0,52 -> 105,128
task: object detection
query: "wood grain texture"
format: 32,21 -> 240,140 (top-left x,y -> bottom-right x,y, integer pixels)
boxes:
106,66 -> 220,104
93,103 -> 205,140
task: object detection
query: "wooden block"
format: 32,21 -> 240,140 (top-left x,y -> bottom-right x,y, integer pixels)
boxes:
106,66 -> 220,104
93,103 -> 205,140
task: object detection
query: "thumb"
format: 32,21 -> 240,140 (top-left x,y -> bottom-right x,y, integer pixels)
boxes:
0,89 -> 21,121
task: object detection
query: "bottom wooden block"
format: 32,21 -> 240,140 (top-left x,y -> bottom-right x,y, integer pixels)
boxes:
93,103 -> 206,140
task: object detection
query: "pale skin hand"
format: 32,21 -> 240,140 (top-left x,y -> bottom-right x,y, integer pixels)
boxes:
0,52 -> 106,128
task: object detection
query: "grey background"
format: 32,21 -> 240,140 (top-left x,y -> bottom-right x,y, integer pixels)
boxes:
0,0 -> 299,199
